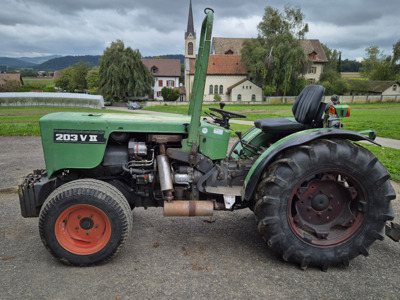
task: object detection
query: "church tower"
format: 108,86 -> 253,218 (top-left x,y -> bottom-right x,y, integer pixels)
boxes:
185,0 -> 196,59
184,0 -> 196,101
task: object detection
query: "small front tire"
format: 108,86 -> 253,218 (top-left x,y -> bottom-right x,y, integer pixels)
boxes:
39,179 -> 133,266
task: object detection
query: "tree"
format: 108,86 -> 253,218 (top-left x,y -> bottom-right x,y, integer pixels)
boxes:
360,45 -> 397,80
241,5 -> 310,96
86,66 -> 100,93
321,44 -> 340,73
99,40 -> 154,101
55,67 -> 73,91
161,87 -> 179,101
54,62 -> 91,92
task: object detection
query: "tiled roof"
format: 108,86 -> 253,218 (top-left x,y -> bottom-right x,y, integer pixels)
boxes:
298,39 -> 328,63
212,37 -> 328,63
348,80 -> 400,93
141,59 -> 181,77
0,74 -> 23,85
189,55 -> 248,75
212,38 -> 249,55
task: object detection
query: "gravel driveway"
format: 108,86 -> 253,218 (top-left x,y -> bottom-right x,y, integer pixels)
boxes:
1,136 -> 399,299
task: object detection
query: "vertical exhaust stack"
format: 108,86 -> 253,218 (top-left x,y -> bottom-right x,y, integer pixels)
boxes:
157,154 -> 174,202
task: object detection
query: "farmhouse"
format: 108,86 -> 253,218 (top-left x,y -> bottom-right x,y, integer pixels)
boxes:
141,58 -> 181,100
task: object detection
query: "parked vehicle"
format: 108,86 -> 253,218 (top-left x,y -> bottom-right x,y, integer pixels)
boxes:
127,102 -> 142,110
18,8 -> 397,270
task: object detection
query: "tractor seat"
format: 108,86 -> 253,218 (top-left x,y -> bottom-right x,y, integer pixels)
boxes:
254,85 -> 326,134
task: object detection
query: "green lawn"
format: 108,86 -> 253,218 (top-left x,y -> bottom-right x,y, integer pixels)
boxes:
22,77 -> 55,87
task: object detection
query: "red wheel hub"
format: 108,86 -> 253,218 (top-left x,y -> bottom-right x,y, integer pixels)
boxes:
55,205 -> 112,255
289,173 -> 365,247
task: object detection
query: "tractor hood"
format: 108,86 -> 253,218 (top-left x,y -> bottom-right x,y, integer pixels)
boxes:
40,112 -> 191,134
39,112 -> 191,177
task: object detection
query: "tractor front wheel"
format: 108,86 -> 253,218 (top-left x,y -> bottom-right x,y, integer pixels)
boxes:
39,179 -> 133,266
255,139 -> 395,270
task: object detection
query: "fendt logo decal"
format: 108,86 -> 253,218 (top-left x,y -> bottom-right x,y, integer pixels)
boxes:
53,130 -> 106,144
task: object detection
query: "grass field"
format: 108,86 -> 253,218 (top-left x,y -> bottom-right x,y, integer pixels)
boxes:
22,77 -> 55,87
1,104 -> 399,181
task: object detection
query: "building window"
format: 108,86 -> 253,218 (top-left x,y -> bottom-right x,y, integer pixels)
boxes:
309,67 -> 317,74
214,85 -> 218,94
158,80 -> 163,87
167,80 -> 175,87
252,94 -> 256,101
219,85 -> 223,94
188,42 -> 193,56
156,91 -> 161,97
309,79 -> 315,84
151,67 -> 158,74
237,94 -> 242,101
393,85 -> 398,91
209,85 -> 213,95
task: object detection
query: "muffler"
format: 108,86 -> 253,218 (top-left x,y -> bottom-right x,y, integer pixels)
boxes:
164,200 -> 214,217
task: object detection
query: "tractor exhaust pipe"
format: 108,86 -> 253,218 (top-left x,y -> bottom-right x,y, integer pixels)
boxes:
157,154 -> 174,201
163,200 -> 214,217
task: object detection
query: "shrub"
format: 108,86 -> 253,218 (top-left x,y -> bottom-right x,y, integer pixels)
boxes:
161,87 -> 179,101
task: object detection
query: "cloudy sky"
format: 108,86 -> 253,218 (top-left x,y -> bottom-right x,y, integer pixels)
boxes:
1,0 -> 398,61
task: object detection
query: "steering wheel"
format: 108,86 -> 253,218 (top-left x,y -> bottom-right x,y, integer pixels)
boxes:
209,107 -> 246,119
208,107 -> 246,129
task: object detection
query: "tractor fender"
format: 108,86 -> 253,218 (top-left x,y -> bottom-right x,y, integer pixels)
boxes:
243,128 -> 379,202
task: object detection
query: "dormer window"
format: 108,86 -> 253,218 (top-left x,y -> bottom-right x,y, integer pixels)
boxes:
151,66 -> 158,74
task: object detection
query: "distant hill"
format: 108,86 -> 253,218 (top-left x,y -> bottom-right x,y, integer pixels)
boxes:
18,55 -> 62,65
36,55 -> 101,71
144,54 -> 185,64
0,57 -> 37,69
0,54 -> 184,72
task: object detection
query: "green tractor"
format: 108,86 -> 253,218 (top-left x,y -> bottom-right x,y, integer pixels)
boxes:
19,9 -> 396,270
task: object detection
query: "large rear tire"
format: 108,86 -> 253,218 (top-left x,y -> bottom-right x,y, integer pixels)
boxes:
255,139 -> 395,270
39,179 -> 133,266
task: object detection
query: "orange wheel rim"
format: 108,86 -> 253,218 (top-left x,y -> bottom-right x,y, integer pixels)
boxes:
55,205 -> 112,255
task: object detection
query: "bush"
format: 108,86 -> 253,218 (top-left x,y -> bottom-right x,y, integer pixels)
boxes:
161,87 -> 179,101
213,94 -> 221,102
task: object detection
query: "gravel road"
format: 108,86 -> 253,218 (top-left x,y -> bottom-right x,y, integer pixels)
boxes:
1,136 -> 399,300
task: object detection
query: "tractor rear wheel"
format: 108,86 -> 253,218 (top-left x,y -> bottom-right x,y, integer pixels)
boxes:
39,179 -> 133,266
255,139 -> 395,270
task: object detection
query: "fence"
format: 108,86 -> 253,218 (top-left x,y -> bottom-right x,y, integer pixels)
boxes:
143,94 -> 400,107
0,92 -> 104,109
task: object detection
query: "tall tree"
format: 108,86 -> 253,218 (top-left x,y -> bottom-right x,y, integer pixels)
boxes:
86,66 -> 100,93
241,5 -> 310,96
54,62 -> 91,92
99,40 -> 154,101
360,45 -> 397,80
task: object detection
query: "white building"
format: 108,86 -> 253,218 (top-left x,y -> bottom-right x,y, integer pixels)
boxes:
187,55 -> 263,102
141,59 -> 181,100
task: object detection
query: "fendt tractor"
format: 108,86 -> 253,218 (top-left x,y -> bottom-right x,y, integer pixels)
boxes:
19,9 -> 398,270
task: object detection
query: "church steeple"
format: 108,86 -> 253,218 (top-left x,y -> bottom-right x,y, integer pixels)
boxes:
184,0 -> 196,59
185,0 -> 196,39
